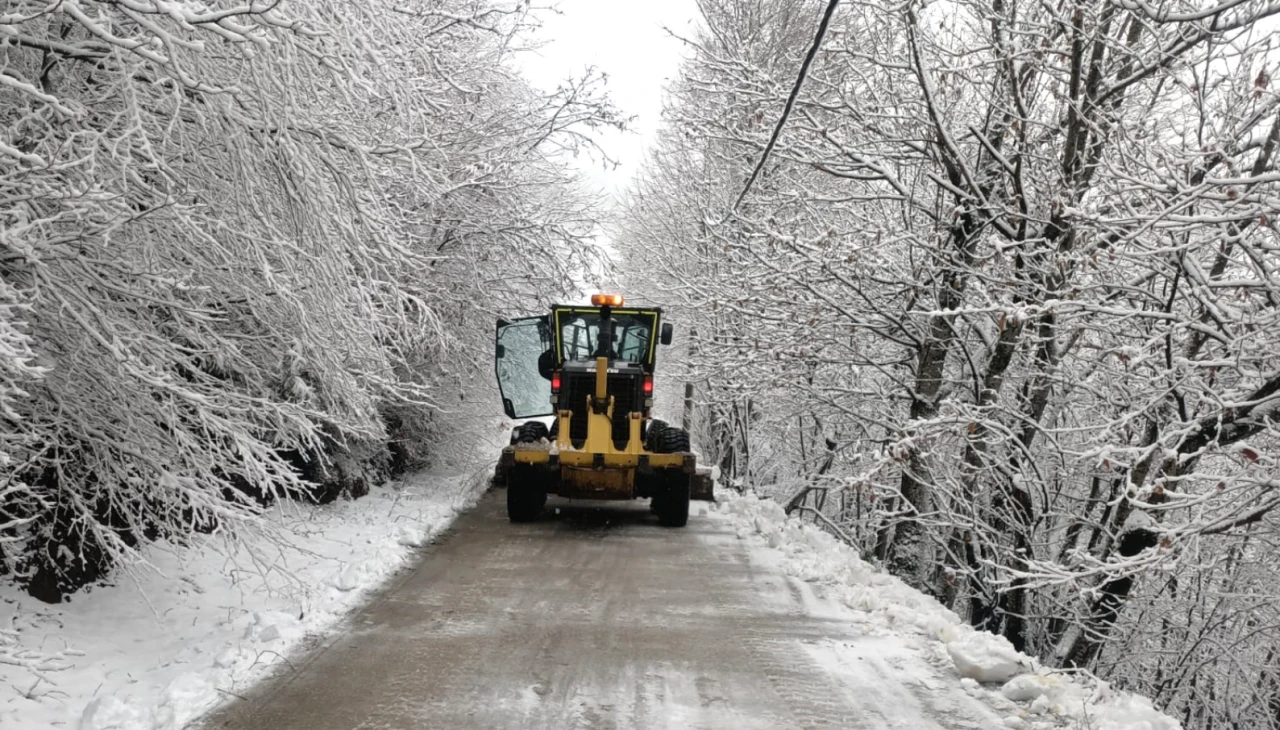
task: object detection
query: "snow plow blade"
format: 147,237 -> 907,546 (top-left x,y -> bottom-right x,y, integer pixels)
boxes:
498,445 -> 713,502
508,447 -> 691,471
691,467 -> 714,501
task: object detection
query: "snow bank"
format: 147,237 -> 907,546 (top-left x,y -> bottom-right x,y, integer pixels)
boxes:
716,490 -> 1182,730
0,469 -> 482,730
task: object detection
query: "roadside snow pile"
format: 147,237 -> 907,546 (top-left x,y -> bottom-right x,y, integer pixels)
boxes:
0,469 -> 482,730
946,632 -> 1030,684
717,490 -> 1182,730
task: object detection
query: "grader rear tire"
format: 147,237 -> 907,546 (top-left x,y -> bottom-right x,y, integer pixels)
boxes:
654,426 -> 690,453
507,465 -> 547,523
514,421 -> 549,444
643,419 -> 668,451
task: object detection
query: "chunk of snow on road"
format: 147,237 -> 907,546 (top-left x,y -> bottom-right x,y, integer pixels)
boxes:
243,610 -> 301,643
79,696 -> 151,730
212,645 -> 252,670
330,561 -> 372,592
1092,694 -> 1181,730
1002,673 -> 1065,702
394,522 -> 424,545
947,632 -> 1029,683
155,674 -> 217,730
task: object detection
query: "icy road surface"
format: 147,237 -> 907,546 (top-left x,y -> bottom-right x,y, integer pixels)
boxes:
203,492 -> 1006,729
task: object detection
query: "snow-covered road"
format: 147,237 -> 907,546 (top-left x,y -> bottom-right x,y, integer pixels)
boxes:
201,493 -> 1009,729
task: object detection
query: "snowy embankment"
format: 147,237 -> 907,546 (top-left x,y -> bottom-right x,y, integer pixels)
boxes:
717,490 -> 1180,730
0,469 -> 483,730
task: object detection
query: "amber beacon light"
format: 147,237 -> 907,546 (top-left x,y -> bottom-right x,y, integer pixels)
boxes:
591,293 -> 624,307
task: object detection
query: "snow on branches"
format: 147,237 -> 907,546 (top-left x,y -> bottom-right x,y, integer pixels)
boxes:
0,0 -> 617,602
621,0 -> 1280,726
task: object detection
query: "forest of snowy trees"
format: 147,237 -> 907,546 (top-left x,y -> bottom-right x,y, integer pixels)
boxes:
4,0 -> 1279,726
0,0 -> 618,602
621,0 -> 1280,727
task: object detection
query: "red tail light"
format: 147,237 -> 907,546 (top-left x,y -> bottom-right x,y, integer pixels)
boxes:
643,376 -> 654,395
551,372 -> 561,393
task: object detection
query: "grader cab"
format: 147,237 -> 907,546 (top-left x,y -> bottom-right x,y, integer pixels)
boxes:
494,294 -> 711,526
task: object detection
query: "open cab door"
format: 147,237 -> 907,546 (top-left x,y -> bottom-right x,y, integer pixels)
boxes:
495,315 -> 553,420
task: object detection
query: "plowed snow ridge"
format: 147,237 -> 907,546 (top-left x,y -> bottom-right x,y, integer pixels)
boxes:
717,490 -> 1180,730
0,471 -> 481,730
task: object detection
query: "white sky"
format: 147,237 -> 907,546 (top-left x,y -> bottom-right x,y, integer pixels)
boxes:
515,0 -> 700,196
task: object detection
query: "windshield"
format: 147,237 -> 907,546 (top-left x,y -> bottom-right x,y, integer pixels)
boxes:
558,311 -> 654,364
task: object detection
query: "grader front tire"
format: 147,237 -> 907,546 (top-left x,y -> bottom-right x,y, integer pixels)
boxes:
656,475 -> 690,528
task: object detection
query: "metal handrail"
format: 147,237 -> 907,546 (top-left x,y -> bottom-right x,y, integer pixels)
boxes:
784,484 -> 830,514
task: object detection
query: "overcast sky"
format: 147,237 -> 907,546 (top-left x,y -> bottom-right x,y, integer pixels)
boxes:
516,0 -> 700,195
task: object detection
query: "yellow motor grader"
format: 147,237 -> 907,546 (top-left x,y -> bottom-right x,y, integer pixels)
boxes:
493,294 -> 711,526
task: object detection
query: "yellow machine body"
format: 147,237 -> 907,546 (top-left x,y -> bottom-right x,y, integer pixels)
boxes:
502,358 -> 695,500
